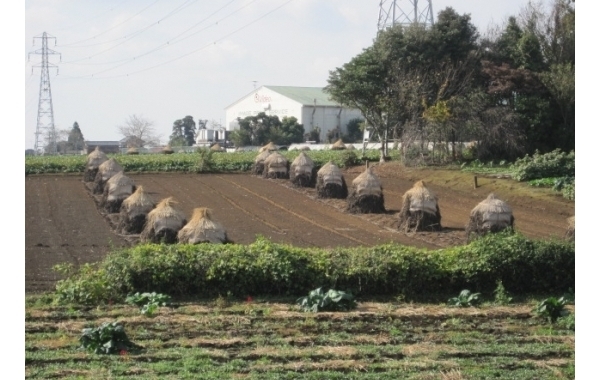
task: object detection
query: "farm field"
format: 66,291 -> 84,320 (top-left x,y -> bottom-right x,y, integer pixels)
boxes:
25,162 -> 574,293
24,297 -> 575,379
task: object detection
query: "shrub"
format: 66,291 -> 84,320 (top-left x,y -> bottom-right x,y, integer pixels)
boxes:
80,322 -> 140,354
534,296 -> 570,323
125,292 -> 171,317
448,290 -> 481,307
296,287 -> 357,312
53,234 -> 574,303
512,149 -> 575,181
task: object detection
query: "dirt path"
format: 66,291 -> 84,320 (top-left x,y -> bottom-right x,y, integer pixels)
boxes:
25,165 -> 574,293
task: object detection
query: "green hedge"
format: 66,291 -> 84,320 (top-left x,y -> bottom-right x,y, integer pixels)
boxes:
55,233 -> 574,305
511,149 -> 575,181
25,150 -> 386,175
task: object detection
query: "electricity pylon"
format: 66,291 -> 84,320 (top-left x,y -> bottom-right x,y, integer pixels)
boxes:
29,32 -> 61,155
377,0 -> 434,30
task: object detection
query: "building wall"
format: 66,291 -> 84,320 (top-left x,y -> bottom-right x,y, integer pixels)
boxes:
226,88 -> 364,143
225,87 -> 303,130
301,106 -> 363,142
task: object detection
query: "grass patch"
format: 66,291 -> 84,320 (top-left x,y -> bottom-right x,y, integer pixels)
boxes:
25,297 -> 575,379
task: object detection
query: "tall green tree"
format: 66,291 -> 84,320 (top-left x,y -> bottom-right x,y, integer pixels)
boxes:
67,121 -> 85,151
169,116 -> 197,146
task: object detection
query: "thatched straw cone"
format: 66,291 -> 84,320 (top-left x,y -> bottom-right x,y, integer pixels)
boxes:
162,145 -> 174,154
177,208 -> 230,244
259,142 -> 278,153
347,167 -> 385,213
263,151 -> 289,179
346,144 -> 355,150
117,186 -> 156,234
253,150 -> 271,175
399,180 -> 442,232
101,171 -> 136,213
565,216 -> 575,241
290,152 -> 316,187
465,193 -> 514,240
331,139 -> 346,150
84,147 -> 108,182
93,158 -> 123,194
127,147 -> 139,155
316,161 -> 348,199
210,143 -> 225,152
140,197 -> 187,244
300,146 -> 311,151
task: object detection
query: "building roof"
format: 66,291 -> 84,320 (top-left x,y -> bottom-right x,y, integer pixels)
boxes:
226,86 -> 341,109
263,86 -> 340,106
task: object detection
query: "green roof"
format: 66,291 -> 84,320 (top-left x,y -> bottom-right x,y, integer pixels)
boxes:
264,86 -> 340,106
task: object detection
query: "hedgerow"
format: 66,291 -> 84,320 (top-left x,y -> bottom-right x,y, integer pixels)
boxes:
511,149 -> 575,181
54,232 -> 574,305
25,150 -> 385,175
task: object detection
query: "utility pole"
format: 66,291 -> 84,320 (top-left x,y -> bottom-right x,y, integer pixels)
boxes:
29,32 -> 60,155
377,0 -> 434,30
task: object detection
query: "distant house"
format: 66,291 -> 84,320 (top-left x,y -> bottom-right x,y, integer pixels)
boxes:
119,136 -> 145,149
225,86 -> 363,142
84,141 -> 120,154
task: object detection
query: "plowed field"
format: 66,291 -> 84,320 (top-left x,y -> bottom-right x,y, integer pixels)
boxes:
25,163 -> 574,292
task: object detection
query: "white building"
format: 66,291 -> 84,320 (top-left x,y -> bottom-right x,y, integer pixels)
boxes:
225,86 -> 363,142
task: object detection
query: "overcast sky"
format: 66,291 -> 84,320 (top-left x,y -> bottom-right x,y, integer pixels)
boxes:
23,0 -> 557,149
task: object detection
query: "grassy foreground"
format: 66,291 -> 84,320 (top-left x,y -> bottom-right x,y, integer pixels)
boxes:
25,296 -> 574,379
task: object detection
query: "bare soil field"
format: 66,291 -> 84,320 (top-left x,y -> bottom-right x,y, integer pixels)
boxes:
25,163 -> 574,293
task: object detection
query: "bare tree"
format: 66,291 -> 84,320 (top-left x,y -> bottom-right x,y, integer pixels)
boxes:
117,114 -> 161,147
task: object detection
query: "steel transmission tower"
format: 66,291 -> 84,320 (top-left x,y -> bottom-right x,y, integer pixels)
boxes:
377,0 -> 434,30
29,32 -> 60,154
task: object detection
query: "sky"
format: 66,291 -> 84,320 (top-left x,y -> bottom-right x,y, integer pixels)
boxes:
22,0 -> 558,150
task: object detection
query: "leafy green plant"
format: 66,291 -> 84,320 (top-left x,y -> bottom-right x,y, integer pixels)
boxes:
512,149 -> 575,181
493,281 -> 512,305
80,321 -> 140,354
297,287 -> 357,312
448,290 -> 481,307
53,263 -> 112,305
534,296 -> 570,323
196,148 -> 215,172
125,292 -> 171,317
556,313 -> 575,331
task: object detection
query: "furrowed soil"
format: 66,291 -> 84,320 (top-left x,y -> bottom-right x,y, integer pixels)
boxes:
25,162 -> 574,293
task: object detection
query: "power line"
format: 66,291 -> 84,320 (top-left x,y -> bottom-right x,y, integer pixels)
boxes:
53,0 -> 132,33
58,0 -> 163,47
85,0 -> 275,78
62,0 -> 241,67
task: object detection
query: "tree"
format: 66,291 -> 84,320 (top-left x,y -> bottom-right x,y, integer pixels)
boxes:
117,115 -> 160,147
304,127 -> 321,143
273,116 -> 304,145
43,127 -> 69,154
169,116 -> 197,146
345,119 -> 364,143
67,121 -> 85,151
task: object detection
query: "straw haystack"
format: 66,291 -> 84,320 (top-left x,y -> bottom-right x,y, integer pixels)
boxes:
465,193 -> 514,240
101,171 -> 136,213
263,151 -> 289,179
93,158 -> 123,194
177,208 -> 230,244
346,144 -> 355,150
300,146 -> 311,151
347,167 -> 385,213
316,161 -> 348,199
399,181 -> 442,232
117,186 -> 156,234
140,197 -> 187,244
210,143 -> 225,152
290,152 -> 316,187
162,145 -> 174,154
126,147 -> 139,155
84,147 -> 108,182
259,142 -> 278,153
331,139 -> 346,150
253,150 -> 271,175
565,216 -> 575,241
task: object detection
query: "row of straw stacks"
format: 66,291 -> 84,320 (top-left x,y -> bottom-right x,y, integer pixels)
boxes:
83,146 -> 229,245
